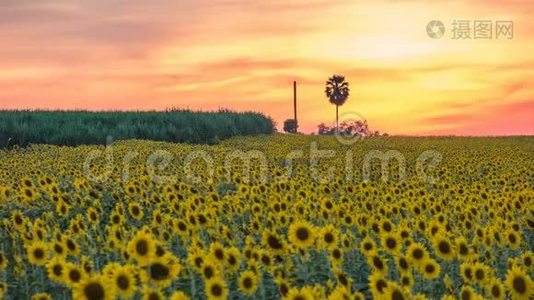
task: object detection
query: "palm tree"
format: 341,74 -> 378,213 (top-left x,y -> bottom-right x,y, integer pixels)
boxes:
325,75 -> 350,134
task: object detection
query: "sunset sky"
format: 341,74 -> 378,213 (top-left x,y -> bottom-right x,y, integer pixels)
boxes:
0,0 -> 533,135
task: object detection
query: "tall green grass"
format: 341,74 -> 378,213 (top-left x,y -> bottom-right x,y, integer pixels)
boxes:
0,109 -> 275,147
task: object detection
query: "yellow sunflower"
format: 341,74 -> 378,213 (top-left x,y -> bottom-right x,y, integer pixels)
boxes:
64,263 -> 87,287
318,225 -> 339,249
420,259 -> 441,279
359,235 -> 376,256
238,270 -> 259,296
367,253 -> 388,274
141,286 -> 164,300
486,277 -> 505,300
288,220 -> 316,249
141,254 -> 181,288
261,229 -> 287,254
432,234 -> 455,261
504,266 -> 533,300
31,293 -> 52,300
110,265 -> 137,298
170,291 -> 190,300
127,231 -> 157,266
205,277 -> 229,300
72,274 -> 115,300
369,271 -> 388,298
383,282 -> 411,300
26,241 -> 49,266
406,242 -> 428,267
46,257 -> 66,283
284,286 -> 314,300
381,231 -> 401,254
472,262 -> 490,286
128,202 -> 144,220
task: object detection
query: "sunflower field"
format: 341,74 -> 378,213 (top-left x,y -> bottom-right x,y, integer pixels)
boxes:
0,134 -> 532,300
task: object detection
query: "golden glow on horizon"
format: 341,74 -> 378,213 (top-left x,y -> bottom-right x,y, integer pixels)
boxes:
0,0 -> 532,135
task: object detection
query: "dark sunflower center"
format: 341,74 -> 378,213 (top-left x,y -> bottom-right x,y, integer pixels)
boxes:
34,248 -> 45,259
243,277 -> 253,288
324,233 -> 334,243
392,290 -> 404,300
399,258 -> 408,269
475,269 -> 484,280
215,249 -> 224,260
296,228 -> 309,241
117,275 -> 130,290
464,268 -> 472,279
373,257 -> 383,269
491,285 -> 500,297
135,240 -> 149,255
337,273 -> 348,286
412,248 -> 423,259
513,277 -> 526,293
69,270 -> 81,282
67,240 -> 76,251
439,241 -> 450,254
459,244 -> 468,255
267,235 -> 283,249
204,266 -> 214,279
280,283 -> 289,296
148,293 -> 161,300
211,284 -> 223,296
156,246 -> 165,257
508,233 -> 516,243
84,282 -> 105,300
194,257 -> 203,268
376,279 -> 387,292
386,238 -> 396,249
53,265 -> 63,276
461,290 -> 471,300
332,249 -> 341,259
425,264 -> 435,273
149,263 -> 170,280
228,255 -> 237,266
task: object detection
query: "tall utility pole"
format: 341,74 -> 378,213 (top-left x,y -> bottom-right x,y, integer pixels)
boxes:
293,81 -> 297,133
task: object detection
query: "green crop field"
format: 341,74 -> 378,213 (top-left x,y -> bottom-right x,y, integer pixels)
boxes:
0,110 -> 275,148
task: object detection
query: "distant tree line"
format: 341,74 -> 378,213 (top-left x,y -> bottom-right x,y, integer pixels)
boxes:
317,120 -> 385,137
0,109 -> 275,147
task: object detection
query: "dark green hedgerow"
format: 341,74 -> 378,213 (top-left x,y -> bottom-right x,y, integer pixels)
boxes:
0,109 -> 275,147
